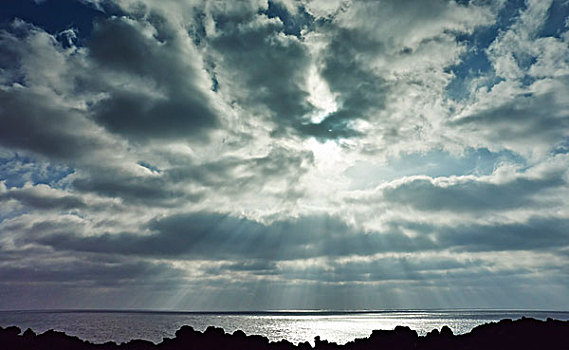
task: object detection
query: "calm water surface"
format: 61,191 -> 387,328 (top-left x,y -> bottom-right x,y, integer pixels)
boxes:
1,310 -> 568,345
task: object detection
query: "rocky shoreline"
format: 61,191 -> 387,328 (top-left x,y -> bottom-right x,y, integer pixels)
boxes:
1,317 -> 568,350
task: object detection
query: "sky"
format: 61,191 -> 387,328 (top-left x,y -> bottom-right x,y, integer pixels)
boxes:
0,0 -> 569,311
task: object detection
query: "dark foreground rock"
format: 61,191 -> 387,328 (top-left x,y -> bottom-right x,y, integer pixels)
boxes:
1,317 -> 568,350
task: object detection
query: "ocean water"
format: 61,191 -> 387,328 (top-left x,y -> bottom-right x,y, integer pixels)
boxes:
1,310 -> 568,345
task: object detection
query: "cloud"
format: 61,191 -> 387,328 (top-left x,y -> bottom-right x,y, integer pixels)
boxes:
0,22 -> 124,163
301,0 -> 495,140
0,256 -> 178,286
0,183 -> 86,211
71,170 -> 188,206
16,212 -> 434,260
451,77 -> 569,155
434,216 -> 569,252
0,251 -> 189,309
486,0 -> 553,80
67,145 -> 314,210
0,152 -> 72,188
205,8 -> 314,138
0,86 -> 116,161
87,16 -> 221,141
1,0 -> 569,310
287,258 -> 515,286
380,162 -> 566,213
449,0 -> 569,156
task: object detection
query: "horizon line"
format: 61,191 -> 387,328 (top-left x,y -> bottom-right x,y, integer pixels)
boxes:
2,308 -> 568,315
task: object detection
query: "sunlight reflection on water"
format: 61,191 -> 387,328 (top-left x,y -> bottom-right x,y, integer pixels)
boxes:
1,310 -> 568,345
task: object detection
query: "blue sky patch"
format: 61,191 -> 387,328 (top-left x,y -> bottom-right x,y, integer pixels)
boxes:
540,0 -> 569,39
345,148 -> 526,189
0,0 -> 118,41
263,1 -> 314,37
446,0 -> 527,100
0,153 -> 74,189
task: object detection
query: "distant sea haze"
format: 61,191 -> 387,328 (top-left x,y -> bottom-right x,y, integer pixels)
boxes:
1,310 -> 568,345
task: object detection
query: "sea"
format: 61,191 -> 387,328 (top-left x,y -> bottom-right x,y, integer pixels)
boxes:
1,310 -> 568,345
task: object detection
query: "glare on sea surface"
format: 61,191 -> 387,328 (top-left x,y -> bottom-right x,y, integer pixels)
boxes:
248,313 -> 460,345
242,311 -> 512,345
2,310 -> 568,345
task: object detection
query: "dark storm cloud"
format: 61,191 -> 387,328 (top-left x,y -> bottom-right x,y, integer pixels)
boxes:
0,248 -> 190,309
304,27 -> 387,139
29,212 -> 435,260
145,213 -> 435,259
70,146 -> 313,204
0,185 -> 86,211
376,214 -> 569,254
264,0 -> 314,37
207,11 -> 314,137
0,12 -> 222,158
164,147 -> 314,195
0,88 -> 106,160
0,22 -> 119,163
71,171 -> 191,205
88,16 -> 220,140
435,217 -> 569,252
381,169 -> 566,212
0,257 -> 180,286
451,81 -> 569,148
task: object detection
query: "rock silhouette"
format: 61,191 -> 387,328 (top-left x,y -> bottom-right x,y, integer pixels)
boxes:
1,317 -> 568,350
